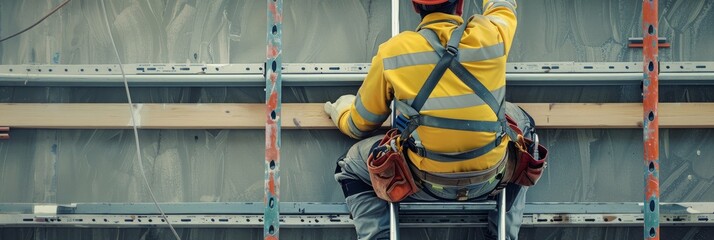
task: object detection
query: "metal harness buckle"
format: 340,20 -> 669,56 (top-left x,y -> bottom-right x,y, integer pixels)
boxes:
445,45 -> 459,56
407,137 -> 427,157
456,188 -> 469,201
495,120 -> 509,145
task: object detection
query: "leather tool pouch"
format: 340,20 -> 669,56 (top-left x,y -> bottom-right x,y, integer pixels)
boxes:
367,129 -> 420,202
511,136 -> 548,186
505,115 -> 549,187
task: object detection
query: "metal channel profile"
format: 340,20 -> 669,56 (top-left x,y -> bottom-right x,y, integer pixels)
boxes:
264,0 -> 283,239
642,0 -> 661,239
0,202 -> 712,228
0,62 -> 713,87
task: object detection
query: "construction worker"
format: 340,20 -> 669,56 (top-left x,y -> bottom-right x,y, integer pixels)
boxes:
326,0 -> 533,239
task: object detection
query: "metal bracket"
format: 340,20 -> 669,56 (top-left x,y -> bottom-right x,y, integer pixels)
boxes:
32,204 -> 58,218
628,37 -> 670,48
0,127 -> 9,140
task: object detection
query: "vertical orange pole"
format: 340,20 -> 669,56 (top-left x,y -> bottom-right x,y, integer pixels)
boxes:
265,0 -> 282,239
642,0 -> 659,239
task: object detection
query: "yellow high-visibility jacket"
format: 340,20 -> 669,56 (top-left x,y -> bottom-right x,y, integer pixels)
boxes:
336,1 -> 518,173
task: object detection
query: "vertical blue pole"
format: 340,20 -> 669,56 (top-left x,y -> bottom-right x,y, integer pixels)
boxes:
265,0 -> 282,239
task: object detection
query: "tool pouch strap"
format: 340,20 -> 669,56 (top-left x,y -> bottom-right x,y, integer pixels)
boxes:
367,129 -> 420,202
505,114 -> 549,187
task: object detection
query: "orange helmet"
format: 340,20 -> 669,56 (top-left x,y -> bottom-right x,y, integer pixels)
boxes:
412,0 -> 464,16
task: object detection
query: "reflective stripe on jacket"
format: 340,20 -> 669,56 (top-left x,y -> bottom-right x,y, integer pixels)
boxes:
336,1 -> 518,173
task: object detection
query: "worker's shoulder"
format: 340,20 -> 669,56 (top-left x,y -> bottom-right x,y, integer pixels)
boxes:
461,14 -> 514,42
467,13 -> 516,31
467,14 -> 502,29
376,31 -> 428,58
379,31 -> 423,51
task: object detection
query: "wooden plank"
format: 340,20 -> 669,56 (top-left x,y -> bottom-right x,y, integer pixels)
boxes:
0,103 -> 712,129
518,103 -> 714,128
0,103 -> 331,129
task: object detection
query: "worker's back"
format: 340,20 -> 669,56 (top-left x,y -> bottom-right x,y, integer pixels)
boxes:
327,2 -> 527,239
338,5 -> 517,174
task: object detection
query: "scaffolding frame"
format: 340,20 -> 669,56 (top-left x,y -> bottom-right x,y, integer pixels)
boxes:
264,0 -> 283,239
642,0 -> 660,239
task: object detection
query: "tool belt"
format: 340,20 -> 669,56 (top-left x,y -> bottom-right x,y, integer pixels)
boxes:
402,113 -> 549,198
366,114 -> 549,202
490,114 -> 549,195
366,129 -> 420,202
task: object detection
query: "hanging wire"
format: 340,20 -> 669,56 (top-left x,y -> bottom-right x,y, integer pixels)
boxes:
0,0 -> 72,43
99,0 -> 181,239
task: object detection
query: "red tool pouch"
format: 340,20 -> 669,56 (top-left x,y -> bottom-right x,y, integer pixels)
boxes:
511,136 -> 548,186
506,115 -> 549,187
367,129 -> 420,202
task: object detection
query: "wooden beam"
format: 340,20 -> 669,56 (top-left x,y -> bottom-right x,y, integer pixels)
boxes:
518,103 -> 714,128
0,103 -> 331,129
0,103 -> 712,129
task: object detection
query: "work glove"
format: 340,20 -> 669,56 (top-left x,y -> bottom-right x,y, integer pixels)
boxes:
324,94 -> 356,126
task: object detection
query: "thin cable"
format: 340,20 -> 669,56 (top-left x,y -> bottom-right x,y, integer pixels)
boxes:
99,0 -> 181,239
0,0 -> 72,43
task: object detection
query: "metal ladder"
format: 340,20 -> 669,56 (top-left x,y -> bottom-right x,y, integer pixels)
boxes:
389,192 -> 507,240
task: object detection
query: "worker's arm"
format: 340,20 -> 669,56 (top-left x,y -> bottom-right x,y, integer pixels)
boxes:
334,52 -> 393,139
483,0 -> 518,53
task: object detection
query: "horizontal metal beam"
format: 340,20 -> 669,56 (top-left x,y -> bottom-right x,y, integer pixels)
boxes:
0,202 -> 349,215
0,202 -> 712,228
0,62 -> 712,87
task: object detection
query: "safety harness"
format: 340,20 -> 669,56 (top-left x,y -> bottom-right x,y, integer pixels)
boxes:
337,20 -> 548,203
395,20 -> 516,162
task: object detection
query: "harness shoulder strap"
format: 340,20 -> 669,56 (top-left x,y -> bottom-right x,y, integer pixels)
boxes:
411,23 -> 467,112
419,28 -> 504,120
448,59 -> 504,120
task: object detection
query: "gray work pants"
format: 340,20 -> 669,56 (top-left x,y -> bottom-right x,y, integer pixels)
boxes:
334,102 -> 535,240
